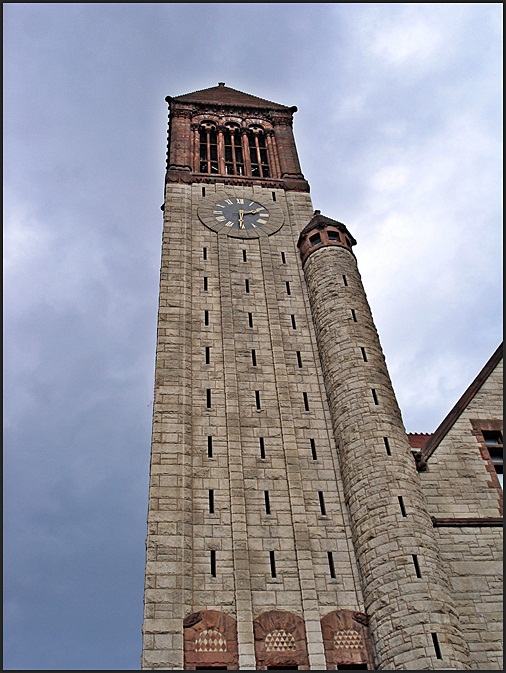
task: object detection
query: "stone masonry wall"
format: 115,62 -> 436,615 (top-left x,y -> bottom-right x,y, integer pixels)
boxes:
419,359 -> 503,669
142,183 -> 368,669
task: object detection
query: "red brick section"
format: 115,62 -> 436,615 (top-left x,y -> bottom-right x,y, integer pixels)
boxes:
183,610 -> 238,670
165,83 -> 310,192
253,610 -> 309,670
407,433 -> 432,450
321,610 -> 374,670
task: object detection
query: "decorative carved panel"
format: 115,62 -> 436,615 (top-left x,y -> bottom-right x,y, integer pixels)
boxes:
183,610 -> 238,670
321,610 -> 374,670
254,610 -> 309,670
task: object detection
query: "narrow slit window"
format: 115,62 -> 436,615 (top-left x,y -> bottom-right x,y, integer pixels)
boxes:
269,550 -> 277,578
203,247 -> 207,260
204,310 -> 209,326
272,191 -> 276,201
310,438 -> 317,460
303,392 -> 310,411
296,351 -> 302,368
360,347 -> 368,362
327,551 -> 336,578
342,274 -> 348,286
201,187 -> 206,197
412,554 -> 422,578
251,349 -> 257,366
291,314 -> 297,329
351,309 -> 357,322
248,312 -> 253,328
242,249 -> 247,262
398,496 -> 407,517
207,436 -> 213,458
371,389 -> 379,405
205,346 -> 210,364
210,550 -> 216,577
255,390 -> 261,410
281,251 -> 286,264
431,633 -> 442,660
285,281 -> 291,295
318,491 -> 327,515
383,436 -> 391,456
209,490 -> 214,514
245,279 -> 250,293
264,491 -> 271,515
203,277 -> 208,291
206,389 -> 211,408
259,437 -> 265,459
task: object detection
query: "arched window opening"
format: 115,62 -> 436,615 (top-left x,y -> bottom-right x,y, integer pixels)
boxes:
224,125 -> 244,176
197,122 -> 273,178
249,126 -> 270,178
199,123 -> 219,174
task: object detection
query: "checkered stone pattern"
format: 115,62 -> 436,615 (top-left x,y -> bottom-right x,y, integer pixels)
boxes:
265,629 -> 297,652
195,629 -> 227,652
334,629 -> 363,651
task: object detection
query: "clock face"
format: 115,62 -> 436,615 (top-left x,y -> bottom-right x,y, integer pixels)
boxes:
198,193 -> 284,238
213,198 -> 269,231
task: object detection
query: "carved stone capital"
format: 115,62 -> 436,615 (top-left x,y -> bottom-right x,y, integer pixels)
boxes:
413,451 -> 428,472
166,167 -> 193,183
183,612 -> 202,628
352,612 -> 369,626
282,177 -> 310,192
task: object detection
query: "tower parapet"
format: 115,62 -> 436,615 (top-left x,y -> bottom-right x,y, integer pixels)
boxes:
298,215 -> 471,670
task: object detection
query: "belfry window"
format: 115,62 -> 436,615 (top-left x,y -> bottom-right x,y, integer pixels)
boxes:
199,123 -> 219,174
198,122 -> 271,178
224,125 -> 244,176
248,126 -> 270,177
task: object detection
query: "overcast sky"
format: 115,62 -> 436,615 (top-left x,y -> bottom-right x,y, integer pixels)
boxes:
3,4 -> 502,670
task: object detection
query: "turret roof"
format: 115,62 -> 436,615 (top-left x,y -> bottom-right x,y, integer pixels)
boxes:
299,211 -> 357,245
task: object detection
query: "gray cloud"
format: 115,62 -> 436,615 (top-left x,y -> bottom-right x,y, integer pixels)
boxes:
4,3 -> 502,669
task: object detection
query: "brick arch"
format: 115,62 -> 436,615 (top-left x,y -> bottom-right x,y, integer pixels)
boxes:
254,610 -> 309,670
183,610 -> 238,670
321,610 -> 374,670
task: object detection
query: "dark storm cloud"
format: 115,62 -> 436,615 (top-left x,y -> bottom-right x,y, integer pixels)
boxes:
4,3 -> 502,669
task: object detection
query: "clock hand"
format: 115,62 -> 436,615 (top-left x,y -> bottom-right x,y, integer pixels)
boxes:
242,208 -> 263,215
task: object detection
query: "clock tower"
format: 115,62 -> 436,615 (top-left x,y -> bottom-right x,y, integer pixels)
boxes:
141,83 -> 471,670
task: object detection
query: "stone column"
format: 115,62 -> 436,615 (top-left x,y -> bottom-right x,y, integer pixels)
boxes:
298,219 -> 470,670
241,130 -> 252,176
265,131 -> 281,179
271,112 -> 304,180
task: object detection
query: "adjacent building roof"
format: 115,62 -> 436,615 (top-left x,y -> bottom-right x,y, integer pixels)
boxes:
407,433 -> 433,450
169,82 -> 292,111
421,342 -> 503,462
